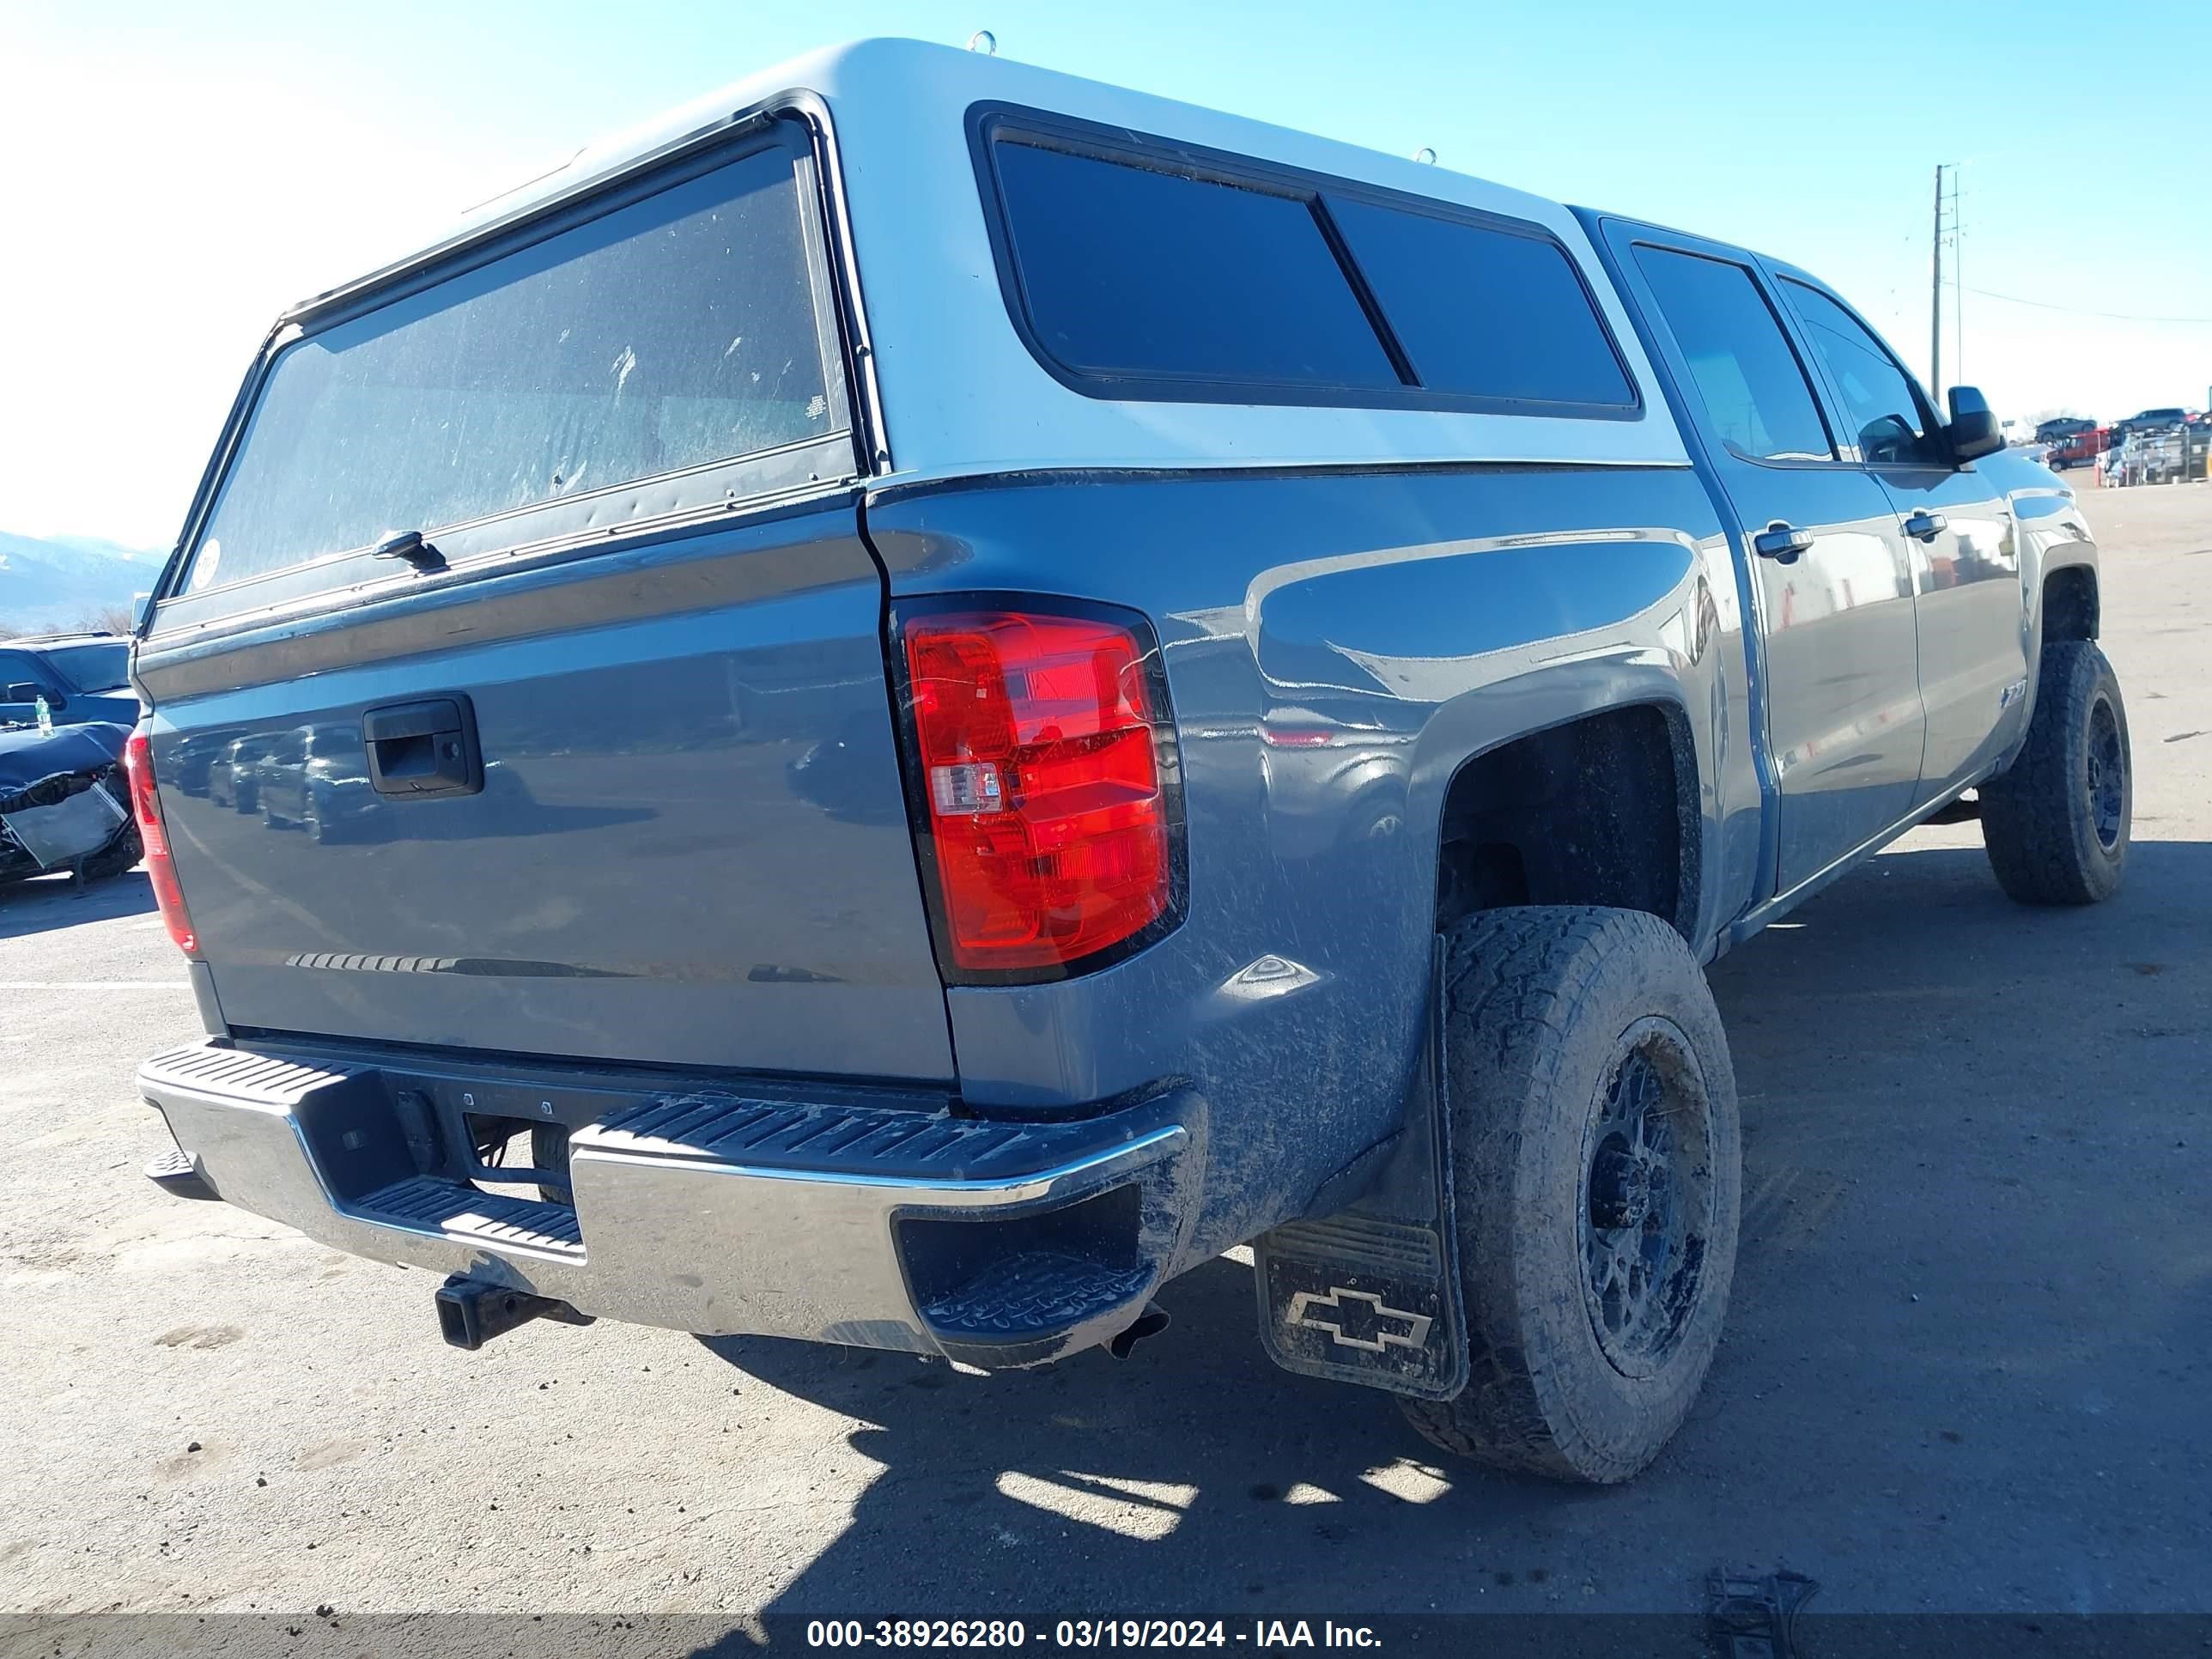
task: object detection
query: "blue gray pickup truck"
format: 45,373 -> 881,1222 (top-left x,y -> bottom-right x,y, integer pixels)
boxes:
129,40 -> 2127,1482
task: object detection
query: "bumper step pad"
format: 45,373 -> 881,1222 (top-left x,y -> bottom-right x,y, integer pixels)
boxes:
919,1252 -> 1158,1370
357,1176 -> 584,1258
921,1252 -> 1152,1339
143,1146 -> 219,1202
585,1091 -> 1054,1180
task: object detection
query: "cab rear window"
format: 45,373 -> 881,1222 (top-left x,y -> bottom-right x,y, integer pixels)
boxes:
42,641 -> 131,694
979,117 -> 1638,417
177,128 -> 847,608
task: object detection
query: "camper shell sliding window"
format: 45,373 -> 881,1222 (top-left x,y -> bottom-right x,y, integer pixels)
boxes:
969,105 -> 1642,418
161,118 -> 854,631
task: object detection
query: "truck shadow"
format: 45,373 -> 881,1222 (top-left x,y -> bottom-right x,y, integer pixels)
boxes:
693,832 -> 2212,1618
0,864 -> 155,939
696,1252 -> 1583,1618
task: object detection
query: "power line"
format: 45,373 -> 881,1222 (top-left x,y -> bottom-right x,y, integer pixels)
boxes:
1964,284 -> 2212,325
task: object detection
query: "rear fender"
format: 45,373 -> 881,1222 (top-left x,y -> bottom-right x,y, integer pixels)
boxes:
863,463 -> 1741,1265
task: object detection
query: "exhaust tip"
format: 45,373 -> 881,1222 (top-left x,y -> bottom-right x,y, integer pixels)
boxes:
1107,1302 -> 1170,1359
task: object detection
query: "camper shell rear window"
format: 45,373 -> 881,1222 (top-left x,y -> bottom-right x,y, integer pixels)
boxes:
972,106 -> 1639,418
163,118 -> 853,628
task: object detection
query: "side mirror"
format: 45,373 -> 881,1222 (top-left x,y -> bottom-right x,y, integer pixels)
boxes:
131,591 -> 154,630
1947,386 -> 2004,462
4,683 -> 40,703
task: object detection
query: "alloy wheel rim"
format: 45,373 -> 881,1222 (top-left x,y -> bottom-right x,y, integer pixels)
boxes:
2086,696 -> 2124,852
1580,1021 -> 1715,1378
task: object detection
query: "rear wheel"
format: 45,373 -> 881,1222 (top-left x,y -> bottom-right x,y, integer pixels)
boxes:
1980,641 -> 2130,905
1401,906 -> 1740,1484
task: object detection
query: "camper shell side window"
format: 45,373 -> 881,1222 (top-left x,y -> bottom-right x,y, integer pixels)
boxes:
969,104 -> 1642,421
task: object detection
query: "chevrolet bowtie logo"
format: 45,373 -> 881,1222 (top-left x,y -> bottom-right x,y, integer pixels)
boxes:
1286,1285 -> 1433,1353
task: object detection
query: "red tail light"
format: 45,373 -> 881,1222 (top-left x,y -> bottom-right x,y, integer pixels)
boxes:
902,606 -> 1178,975
123,729 -> 198,957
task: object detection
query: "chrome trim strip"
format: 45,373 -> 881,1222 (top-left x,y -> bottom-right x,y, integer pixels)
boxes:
866,455 -> 1696,501
566,1123 -> 1185,1207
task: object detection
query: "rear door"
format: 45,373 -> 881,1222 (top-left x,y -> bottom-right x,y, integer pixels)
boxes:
137,118 -> 955,1081
1604,223 -> 1926,891
1775,276 -> 2027,805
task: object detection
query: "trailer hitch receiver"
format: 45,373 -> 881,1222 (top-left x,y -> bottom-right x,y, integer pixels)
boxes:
434,1273 -> 594,1351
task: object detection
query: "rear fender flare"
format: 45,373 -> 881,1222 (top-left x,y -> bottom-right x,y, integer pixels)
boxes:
1412,661 -> 1713,951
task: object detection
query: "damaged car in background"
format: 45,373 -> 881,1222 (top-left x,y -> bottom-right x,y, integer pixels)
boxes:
0,721 -> 143,889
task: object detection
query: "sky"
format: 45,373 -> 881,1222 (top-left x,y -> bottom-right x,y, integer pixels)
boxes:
3,0 -> 2209,550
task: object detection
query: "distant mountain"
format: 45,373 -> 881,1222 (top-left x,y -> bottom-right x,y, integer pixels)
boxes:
0,532 -> 161,635
46,534 -> 169,568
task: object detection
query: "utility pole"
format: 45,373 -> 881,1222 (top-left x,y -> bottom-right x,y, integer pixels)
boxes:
1952,169 -> 1963,387
1930,164 -> 1944,395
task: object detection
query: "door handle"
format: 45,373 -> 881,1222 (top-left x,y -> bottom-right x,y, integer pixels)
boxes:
1903,511 -> 1948,543
1752,524 -> 1815,564
363,696 -> 482,799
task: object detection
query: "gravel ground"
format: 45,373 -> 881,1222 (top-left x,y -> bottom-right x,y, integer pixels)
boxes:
3,477 -> 2208,1643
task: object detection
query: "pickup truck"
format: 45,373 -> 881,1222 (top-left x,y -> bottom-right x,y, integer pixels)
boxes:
129,40 -> 2128,1485
2049,425 -> 2114,470
1,633 -> 141,731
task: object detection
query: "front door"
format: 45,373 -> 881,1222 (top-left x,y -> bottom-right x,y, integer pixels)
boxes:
1608,227 -> 1925,893
0,650 -> 58,728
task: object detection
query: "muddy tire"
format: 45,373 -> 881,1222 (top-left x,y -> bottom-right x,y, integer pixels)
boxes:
1401,907 -> 1740,1485
1980,641 -> 2130,905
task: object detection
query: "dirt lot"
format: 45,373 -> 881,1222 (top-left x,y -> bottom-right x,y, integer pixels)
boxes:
3,478 -> 2209,1644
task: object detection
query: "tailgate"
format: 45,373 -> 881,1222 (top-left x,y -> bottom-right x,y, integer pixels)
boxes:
139,513 -> 951,1079
134,115 -> 953,1082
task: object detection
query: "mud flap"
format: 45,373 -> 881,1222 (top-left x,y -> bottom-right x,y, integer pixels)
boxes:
1253,945 -> 1467,1401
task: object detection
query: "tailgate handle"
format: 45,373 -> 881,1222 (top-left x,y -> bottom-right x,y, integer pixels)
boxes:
363,696 -> 482,799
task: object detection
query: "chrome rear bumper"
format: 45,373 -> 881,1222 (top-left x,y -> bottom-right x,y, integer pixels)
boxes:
139,1042 -> 1193,1364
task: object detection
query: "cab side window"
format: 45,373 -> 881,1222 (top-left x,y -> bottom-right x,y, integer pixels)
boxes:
0,651 -> 49,699
1780,280 -> 1947,466
1631,246 -> 1835,462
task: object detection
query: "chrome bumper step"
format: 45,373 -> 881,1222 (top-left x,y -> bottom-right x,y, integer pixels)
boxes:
358,1176 -> 584,1258
138,1040 -> 1194,1362
586,1090 -> 1065,1179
